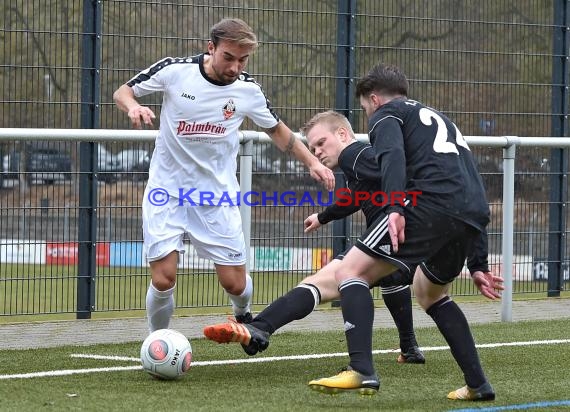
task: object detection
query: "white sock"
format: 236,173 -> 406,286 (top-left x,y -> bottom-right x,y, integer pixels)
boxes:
228,273 -> 253,316
146,282 -> 175,333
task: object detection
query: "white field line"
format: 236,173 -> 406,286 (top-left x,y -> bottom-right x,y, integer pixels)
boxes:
1,338 -> 569,380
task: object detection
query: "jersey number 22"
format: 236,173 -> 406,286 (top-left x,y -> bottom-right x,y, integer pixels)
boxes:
419,107 -> 470,155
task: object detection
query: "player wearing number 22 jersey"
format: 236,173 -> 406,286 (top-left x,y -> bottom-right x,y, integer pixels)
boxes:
308,63 -> 497,401
369,97 -> 489,233
354,96 -> 490,281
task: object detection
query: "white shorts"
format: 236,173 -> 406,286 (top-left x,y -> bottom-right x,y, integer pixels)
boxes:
142,186 -> 246,265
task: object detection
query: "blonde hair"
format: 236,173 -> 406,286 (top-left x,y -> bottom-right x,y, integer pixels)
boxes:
210,18 -> 258,49
301,110 -> 355,137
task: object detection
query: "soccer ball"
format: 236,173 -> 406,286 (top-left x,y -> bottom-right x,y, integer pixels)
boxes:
140,329 -> 193,380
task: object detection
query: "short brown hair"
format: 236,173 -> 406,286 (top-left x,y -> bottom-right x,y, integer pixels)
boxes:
300,110 -> 355,137
355,63 -> 409,98
210,18 -> 258,48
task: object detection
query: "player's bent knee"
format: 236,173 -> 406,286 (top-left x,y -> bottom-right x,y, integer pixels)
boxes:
415,290 -> 447,311
152,276 -> 176,291
416,296 -> 432,311
215,265 -> 247,295
222,283 -> 245,296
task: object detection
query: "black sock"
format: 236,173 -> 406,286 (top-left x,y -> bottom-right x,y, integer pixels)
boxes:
381,285 -> 417,352
426,296 -> 487,388
339,279 -> 375,376
250,284 -> 320,334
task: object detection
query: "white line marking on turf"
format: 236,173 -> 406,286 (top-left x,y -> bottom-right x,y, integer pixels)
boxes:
0,338 -> 569,380
0,365 -> 142,379
70,354 -> 140,362
70,338 -> 570,365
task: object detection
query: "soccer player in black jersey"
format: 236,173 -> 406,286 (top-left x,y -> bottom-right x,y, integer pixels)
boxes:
203,110 -> 493,370
308,64 -> 503,401
203,110 -> 427,364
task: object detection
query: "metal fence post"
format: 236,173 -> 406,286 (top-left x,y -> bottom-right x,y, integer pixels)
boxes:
77,0 -> 102,319
334,2 -> 356,243
335,0 -> 357,121
547,0 -> 569,297
501,142 -> 516,322
331,0 -> 357,307
240,137 -> 254,273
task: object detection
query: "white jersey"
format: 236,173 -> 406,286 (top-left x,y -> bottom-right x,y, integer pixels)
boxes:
127,53 -> 279,204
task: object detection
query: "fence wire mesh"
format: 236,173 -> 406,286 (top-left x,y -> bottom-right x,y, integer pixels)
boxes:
0,1 -> 568,316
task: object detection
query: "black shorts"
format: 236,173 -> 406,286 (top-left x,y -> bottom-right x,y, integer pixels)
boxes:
355,206 -> 480,285
335,247 -> 414,287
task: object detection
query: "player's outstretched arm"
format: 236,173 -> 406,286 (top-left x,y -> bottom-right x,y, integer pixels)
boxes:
113,84 -> 156,129
305,195 -> 361,234
267,121 -> 335,191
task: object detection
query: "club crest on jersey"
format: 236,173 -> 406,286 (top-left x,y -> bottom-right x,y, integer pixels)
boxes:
222,99 -> 236,120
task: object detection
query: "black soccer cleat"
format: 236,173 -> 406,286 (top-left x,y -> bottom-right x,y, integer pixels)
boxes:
203,318 -> 270,356
234,312 -> 253,324
240,321 -> 270,356
397,345 -> 426,364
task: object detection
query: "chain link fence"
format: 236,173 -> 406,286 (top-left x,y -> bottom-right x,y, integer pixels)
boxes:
0,1 -> 568,317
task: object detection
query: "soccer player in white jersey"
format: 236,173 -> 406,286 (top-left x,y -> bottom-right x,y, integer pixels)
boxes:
113,18 -> 335,333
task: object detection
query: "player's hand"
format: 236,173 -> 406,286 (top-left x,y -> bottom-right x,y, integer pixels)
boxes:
309,163 -> 335,192
303,213 -> 322,233
388,212 -> 405,253
472,271 -> 504,300
128,105 -> 156,129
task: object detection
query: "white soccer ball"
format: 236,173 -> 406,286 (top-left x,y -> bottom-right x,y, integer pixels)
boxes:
140,329 -> 193,380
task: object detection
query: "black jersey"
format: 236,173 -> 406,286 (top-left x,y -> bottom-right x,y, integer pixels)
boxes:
368,97 -> 490,232
316,140 -> 489,273
318,141 -> 384,227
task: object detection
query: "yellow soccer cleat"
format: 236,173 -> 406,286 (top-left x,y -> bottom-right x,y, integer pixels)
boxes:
308,367 -> 379,396
447,382 -> 495,401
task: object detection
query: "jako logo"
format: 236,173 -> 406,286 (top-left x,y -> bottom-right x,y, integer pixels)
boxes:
180,92 -> 195,100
